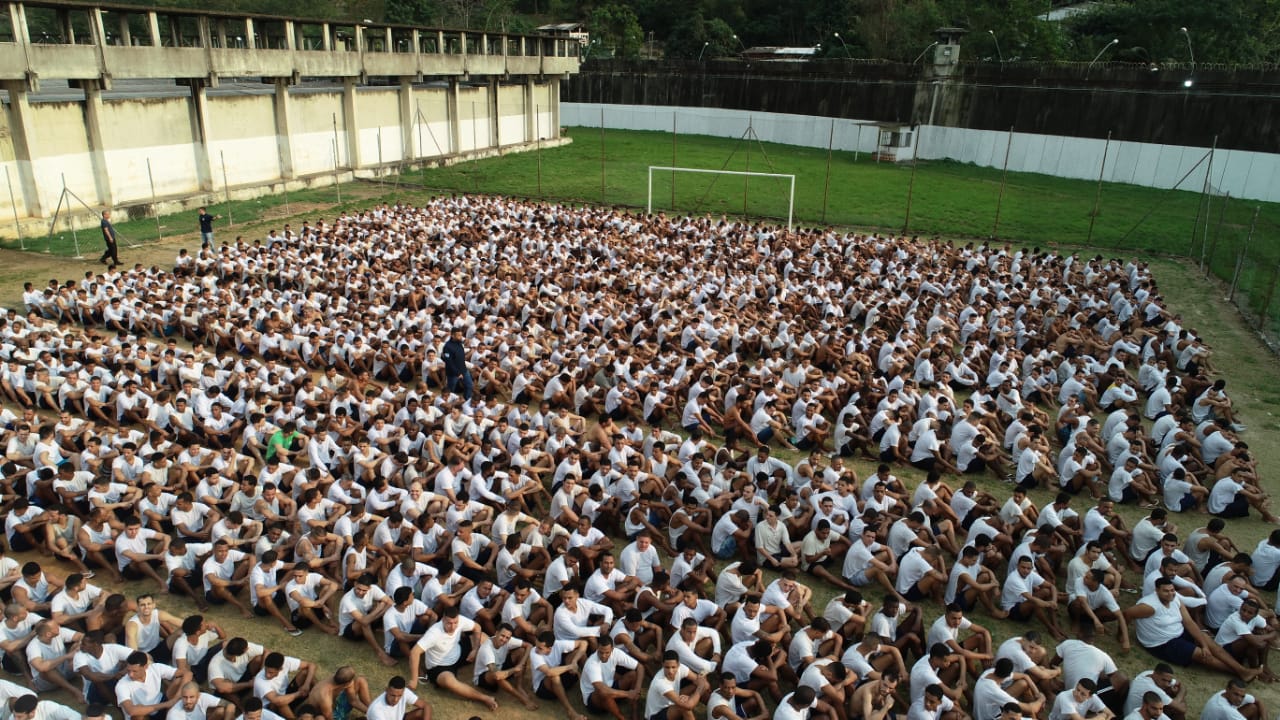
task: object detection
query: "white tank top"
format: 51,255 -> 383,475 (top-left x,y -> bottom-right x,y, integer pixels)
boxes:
128,611 -> 161,652
1134,594 -> 1183,647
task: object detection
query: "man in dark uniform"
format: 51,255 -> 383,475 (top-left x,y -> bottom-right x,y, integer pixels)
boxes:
198,207 -> 221,248
100,210 -> 119,265
441,327 -> 473,400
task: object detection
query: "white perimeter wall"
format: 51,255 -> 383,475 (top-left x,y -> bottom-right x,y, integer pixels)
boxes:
564,102 -> 1280,204
0,80 -> 559,224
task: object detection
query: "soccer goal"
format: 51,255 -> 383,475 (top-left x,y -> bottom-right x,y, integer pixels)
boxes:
647,166 -> 796,231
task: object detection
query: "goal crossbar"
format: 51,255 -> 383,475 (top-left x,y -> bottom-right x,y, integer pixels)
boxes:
647,166 -> 796,231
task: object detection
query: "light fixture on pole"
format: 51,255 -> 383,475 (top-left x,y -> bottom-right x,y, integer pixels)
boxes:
913,41 -> 939,64
732,33 -> 745,51
1085,38 -> 1119,79
987,30 -> 1003,64
1179,26 -> 1195,87
697,41 -> 709,61
833,32 -> 850,57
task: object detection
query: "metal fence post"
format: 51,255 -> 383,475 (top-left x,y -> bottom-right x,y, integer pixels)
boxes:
219,151 -> 233,226
1086,131 -> 1111,246
992,126 -> 1013,239
5,166 -> 24,250
1205,192 -> 1230,274
1228,207 -> 1259,303
1259,262 -> 1280,331
146,158 -> 162,241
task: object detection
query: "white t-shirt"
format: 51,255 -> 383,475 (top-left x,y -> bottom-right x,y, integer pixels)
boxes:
166,692 -> 225,720
338,585 -> 388,635
116,662 -> 178,708
252,656 -> 302,700
580,648 -> 639,703
1049,690 -> 1107,720
414,616 -> 478,668
1054,639 -> 1116,690
645,664 -> 693,719
365,688 -> 420,720
208,642 -> 265,684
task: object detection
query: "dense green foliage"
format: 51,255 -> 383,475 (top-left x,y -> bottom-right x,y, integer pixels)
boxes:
43,0 -> 1279,65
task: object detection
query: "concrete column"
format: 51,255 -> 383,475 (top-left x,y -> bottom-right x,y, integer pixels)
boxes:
446,79 -> 460,154
186,82 -> 214,191
283,21 -> 296,51
321,23 -> 330,51
9,4 -> 30,44
550,81 -> 560,138
488,78 -> 500,148
524,76 -> 535,143
342,78 -> 361,168
273,80 -> 295,179
145,12 -> 161,47
436,30 -> 444,54
398,78 -> 414,160
81,82 -> 113,206
3,81 -> 42,216
117,13 -> 131,46
244,18 -> 255,49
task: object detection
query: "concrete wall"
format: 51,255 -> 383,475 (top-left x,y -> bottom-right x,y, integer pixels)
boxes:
291,92 -> 346,176
0,78 -> 563,232
208,94 -> 280,186
457,85 -> 492,153
564,102 -> 1280,204
100,97 -> 201,203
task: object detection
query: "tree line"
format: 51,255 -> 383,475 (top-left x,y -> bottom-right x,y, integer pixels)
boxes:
62,0 -> 1280,66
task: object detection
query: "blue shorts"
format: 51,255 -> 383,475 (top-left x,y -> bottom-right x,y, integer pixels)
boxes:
715,537 -> 738,560
848,568 -> 871,586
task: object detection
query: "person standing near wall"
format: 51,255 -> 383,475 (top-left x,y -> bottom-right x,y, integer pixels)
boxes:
100,210 -> 119,266
198,207 -> 221,249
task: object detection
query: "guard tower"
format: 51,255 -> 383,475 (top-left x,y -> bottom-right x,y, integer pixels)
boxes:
931,27 -> 966,77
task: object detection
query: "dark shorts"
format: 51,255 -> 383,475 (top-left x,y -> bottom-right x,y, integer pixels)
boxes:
911,457 -> 936,473
534,670 -> 577,700
342,623 -> 364,640
1007,602 -> 1035,621
475,656 -> 517,690
1119,486 -> 1137,504
1146,630 -> 1198,666
963,458 -> 987,474
952,590 -> 974,612
1017,475 -> 1038,492
424,657 -> 467,685
1214,495 -> 1250,519
902,581 -> 927,602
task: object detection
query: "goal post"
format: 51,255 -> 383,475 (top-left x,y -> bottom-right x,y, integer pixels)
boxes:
647,166 -> 796,231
